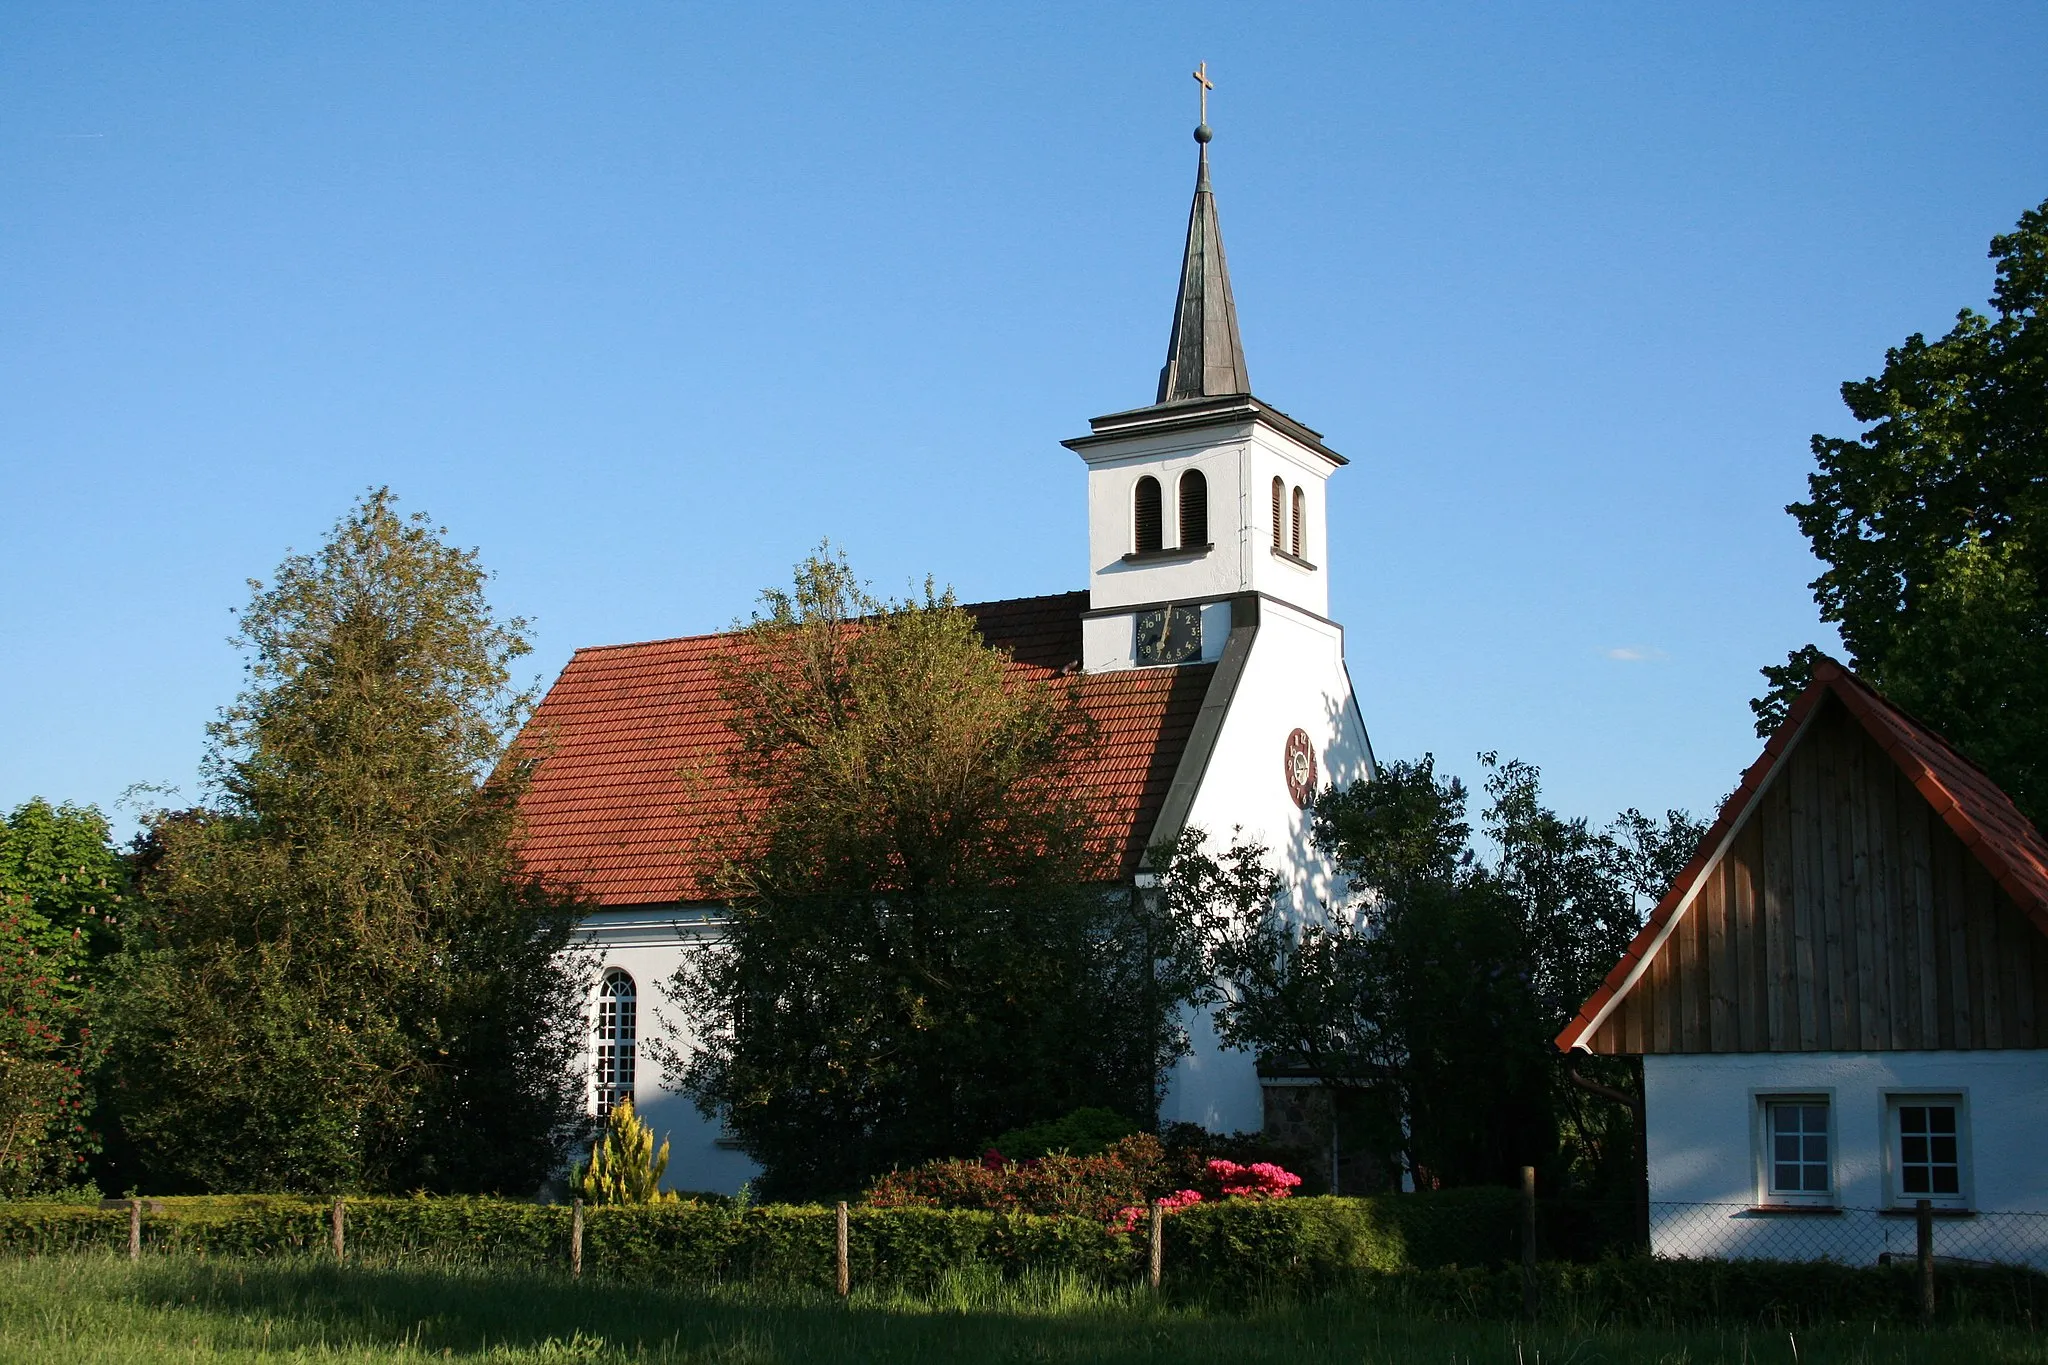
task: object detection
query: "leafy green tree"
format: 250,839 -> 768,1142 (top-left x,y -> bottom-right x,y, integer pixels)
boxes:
0,800 -> 125,1192
0,799 -> 126,969
665,549 -> 1210,1199
1758,198 -> 2048,822
1198,755 -> 1699,1193
101,489 -> 588,1194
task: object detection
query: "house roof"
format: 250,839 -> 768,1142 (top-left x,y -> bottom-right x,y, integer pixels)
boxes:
512,591 -> 1214,906
1556,657 -> 2048,1052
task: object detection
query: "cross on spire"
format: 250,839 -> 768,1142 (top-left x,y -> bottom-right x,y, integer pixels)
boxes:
1191,62 -> 1213,128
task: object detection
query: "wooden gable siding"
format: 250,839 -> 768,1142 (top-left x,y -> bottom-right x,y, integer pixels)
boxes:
1586,694 -> 2048,1054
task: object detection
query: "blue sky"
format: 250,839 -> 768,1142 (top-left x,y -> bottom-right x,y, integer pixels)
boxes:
5,3 -> 2046,839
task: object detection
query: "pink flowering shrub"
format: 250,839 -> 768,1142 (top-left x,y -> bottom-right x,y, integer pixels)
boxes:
1205,1158 -> 1302,1200
864,1134 -> 1302,1235
1110,1188 -> 1203,1234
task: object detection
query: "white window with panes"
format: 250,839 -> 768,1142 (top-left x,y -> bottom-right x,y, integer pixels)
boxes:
1757,1095 -> 1834,1207
1887,1094 -> 1969,1210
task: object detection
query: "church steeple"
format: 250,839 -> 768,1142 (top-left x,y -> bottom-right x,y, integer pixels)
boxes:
1156,111 -> 1250,404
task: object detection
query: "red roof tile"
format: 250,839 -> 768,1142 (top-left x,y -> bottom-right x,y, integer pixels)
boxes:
1555,657 -> 2048,1052
513,591 -> 1212,905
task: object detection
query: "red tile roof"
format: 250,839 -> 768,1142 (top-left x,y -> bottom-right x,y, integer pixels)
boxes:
1556,657 -> 2048,1052
513,591 -> 1213,905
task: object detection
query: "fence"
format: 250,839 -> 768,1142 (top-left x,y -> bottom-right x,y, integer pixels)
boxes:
1648,1201 -> 2048,1270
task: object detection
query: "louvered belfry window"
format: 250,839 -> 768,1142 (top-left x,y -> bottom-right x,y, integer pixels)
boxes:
1179,469 -> 1208,548
1291,486 -> 1306,559
594,968 -> 637,1116
1271,478 -> 1285,551
1134,476 -> 1163,554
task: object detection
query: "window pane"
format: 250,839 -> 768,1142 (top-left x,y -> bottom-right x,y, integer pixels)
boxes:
1929,1109 -> 1956,1135
1903,1168 -> 1929,1194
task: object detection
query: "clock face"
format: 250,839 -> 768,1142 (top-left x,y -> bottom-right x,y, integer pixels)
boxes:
1134,605 -> 1203,666
1283,728 -> 1318,808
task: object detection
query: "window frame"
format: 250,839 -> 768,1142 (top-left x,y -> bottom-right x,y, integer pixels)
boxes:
1882,1090 -> 1972,1212
1290,485 -> 1306,560
1751,1089 -> 1837,1209
1270,477 -> 1286,552
593,967 -> 638,1118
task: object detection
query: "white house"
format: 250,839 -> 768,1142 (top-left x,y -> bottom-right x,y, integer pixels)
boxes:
512,123 -> 1378,1192
1557,659 -> 2048,1267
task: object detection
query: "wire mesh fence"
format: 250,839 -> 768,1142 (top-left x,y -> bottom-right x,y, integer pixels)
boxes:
1647,1202 -> 2048,1270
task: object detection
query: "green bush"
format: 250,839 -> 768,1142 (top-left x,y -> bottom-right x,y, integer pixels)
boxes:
988,1107 -> 1139,1159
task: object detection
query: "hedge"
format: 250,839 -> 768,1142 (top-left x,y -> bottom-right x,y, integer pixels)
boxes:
2,1194 -> 2041,1326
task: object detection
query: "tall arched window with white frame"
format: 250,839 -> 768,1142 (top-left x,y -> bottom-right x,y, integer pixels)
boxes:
1271,477 -> 1285,552
593,968 -> 637,1116
1290,485 -> 1307,560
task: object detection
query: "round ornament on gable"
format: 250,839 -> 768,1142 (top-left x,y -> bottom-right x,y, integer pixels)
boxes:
1283,728 -> 1317,808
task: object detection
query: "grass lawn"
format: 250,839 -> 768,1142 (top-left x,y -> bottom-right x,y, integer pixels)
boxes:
0,1255 -> 2042,1364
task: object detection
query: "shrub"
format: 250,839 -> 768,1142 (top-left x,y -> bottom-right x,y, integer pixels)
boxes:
865,1134 -> 1185,1223
988,1107 -> 1139,1160
575,1099 -> 676,1205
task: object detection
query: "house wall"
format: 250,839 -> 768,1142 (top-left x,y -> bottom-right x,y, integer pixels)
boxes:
1161,596 -> 1377,1132
1644,1050 -> 2048,1267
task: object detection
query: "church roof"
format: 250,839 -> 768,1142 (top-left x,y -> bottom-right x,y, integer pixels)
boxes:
1555,657 -> 2048,1053
1156,137 -> 1250,405
513,591 -> 1215,906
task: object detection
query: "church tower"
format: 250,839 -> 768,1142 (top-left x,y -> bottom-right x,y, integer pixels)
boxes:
1066,109 -> 1346,674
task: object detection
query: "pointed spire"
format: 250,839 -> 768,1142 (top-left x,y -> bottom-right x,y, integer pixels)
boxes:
1156,123 -> 1250,405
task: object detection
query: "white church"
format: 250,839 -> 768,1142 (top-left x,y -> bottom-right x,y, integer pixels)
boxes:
514,116 -> 1378,1193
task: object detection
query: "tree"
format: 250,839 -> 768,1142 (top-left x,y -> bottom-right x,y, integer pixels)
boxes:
664,549 -> 1210,1199
0,800 -> 126,969
1199,754 -> 1700,1193
1758,198 -> 2048,823
0,800 -> 125,1192
101,489 -> 588,1194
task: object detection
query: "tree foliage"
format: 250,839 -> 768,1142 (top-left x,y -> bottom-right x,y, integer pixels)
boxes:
1759,198 -> 2048,821
666,549 -> 1210,1199
1195,755 -> 1701,1192
101,489 -> 588,1194
0,800 -> 124,1193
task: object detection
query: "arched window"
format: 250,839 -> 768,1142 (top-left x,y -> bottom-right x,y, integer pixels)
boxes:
1271,477 -> 1285,552
1133,476 -> 1163,555
594,968 -> 637,1116
1291,486 -> 1307,560
1178,470 -> 1208,548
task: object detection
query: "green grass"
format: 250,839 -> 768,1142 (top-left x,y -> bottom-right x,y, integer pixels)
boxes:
0,1254 -> 2041,1364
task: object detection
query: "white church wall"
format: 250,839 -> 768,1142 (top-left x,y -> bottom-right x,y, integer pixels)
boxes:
1240,428 -> 1333,618
573,909 -> 761,1196
1084,435 -> 1253,611
1081,599 -> 1232,672
1159,598 -> 1376,1132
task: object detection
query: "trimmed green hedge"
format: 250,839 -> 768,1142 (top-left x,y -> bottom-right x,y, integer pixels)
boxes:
3,1194 -> 2041,1326
0,1197 -> 1135,1290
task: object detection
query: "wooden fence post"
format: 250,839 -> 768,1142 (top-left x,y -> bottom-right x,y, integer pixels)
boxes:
835,1201 -> 850,1298
128,1198 -> 141,1262
571,1199 -> 584,1278
1148,1202 -> 1164,1292
331,1196 -> 345,1260
1520,1165 -> 1538,1322
1917,1198 -> 1935,1326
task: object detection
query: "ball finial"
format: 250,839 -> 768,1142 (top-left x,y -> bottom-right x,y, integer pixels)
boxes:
1194,123 -> 1213,144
